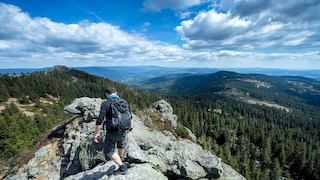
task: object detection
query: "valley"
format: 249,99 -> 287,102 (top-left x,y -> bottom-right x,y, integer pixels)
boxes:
1,66 -> 320,180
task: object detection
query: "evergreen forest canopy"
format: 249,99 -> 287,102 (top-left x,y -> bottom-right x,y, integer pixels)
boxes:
0,66 -> 320,180
137,71 -> 320,180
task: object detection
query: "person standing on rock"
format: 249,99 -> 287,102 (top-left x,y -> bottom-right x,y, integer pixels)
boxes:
94,86 -> 132,175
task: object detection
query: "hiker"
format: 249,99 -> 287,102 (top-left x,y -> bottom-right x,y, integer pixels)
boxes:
94,86 -> 132,175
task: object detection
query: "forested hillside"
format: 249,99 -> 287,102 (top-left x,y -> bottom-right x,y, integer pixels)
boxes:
139,71 -> 320,179
1,67 -> 320,179
0,66 -> 160,172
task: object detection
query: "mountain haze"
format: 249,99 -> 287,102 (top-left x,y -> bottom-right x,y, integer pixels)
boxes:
1,66 -> 320,84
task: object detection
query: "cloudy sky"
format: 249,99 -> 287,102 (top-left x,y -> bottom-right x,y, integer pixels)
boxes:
0,0 -> 319,69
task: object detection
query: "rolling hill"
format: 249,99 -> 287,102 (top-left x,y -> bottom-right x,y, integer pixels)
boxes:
136,71 -> 320,107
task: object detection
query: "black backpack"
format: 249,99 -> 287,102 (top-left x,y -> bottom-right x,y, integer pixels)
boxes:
108,98 -> 132,132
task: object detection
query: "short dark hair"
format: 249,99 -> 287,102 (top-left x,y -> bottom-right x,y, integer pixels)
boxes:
106,86 -> 116,94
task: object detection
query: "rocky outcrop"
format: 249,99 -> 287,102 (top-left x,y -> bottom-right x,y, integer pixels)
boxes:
152,100 -> 178,129
48,65 -> 69,72
63,97 -> 103,121
6,98 -> 245,180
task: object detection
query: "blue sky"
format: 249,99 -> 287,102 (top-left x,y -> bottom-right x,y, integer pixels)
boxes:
0,0 -> 319,70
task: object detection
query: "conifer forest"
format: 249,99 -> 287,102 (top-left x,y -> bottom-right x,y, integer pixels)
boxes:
0,68 -> 320,179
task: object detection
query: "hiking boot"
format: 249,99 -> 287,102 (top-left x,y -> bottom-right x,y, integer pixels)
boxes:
114,162 -> 129,175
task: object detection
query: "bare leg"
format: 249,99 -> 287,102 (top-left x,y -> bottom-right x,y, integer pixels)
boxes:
112,149 -> 129,175
118,148 -> 124,159
111,152 -> 123,166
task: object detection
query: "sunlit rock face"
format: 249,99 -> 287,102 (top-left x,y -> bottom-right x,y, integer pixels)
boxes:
6,98 -> 245,180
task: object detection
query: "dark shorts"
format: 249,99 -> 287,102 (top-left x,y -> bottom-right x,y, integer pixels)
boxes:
104,131 -> 127,158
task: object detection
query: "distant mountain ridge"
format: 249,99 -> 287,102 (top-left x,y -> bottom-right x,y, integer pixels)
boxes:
137,70 -> 320,108
1,66 -> 319,109
1,66 -> 320,83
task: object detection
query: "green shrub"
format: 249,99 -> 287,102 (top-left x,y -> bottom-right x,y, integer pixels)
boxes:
175,126 -> 189,138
